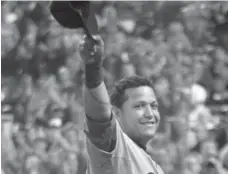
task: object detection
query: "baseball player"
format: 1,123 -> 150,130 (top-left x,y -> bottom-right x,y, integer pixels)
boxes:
79,35 -> 164,174
49,2 -> 164,173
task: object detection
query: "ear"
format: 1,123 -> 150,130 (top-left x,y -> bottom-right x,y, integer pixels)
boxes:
112,106 -> 122,122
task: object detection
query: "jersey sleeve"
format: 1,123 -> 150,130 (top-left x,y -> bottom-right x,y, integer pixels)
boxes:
84,112 -> 117,152
84,113 -> 128,172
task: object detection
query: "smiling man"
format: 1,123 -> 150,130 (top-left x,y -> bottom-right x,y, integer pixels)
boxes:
79,35 -> 164,174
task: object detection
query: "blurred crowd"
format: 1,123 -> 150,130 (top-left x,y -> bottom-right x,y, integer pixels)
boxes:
1,1 -> 228,174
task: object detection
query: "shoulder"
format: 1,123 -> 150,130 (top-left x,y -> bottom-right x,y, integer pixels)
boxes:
85,114 -> 118,154
149,160 -> 164,174
85,116 -> 133,159
156,163 -> 165,174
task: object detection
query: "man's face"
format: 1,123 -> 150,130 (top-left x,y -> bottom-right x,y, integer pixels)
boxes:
119,86 -> 160,145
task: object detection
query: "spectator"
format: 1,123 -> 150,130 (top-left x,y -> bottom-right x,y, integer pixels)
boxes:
183,153 -> 202,174
167,22 -> 192,53
151,28 -> 169,58
184,84 -> 213,150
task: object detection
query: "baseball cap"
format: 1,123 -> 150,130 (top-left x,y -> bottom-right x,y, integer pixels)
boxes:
50,1 -> 98,40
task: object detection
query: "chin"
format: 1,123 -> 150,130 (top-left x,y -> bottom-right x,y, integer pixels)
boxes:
143,130 -> 157,140
144,125 -> 158,135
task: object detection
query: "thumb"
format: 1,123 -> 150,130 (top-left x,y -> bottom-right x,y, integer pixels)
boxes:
84,35 -> 104,47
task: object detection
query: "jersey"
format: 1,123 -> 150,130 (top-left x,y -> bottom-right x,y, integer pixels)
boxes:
84,114 -> 164,174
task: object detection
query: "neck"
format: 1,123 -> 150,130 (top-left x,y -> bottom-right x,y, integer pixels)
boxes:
132,137 -> 149,151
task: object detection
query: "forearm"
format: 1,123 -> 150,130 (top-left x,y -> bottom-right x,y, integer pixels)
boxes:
84,76 -> 111,122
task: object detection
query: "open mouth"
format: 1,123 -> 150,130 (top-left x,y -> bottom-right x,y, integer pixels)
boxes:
142,121 -> 156,125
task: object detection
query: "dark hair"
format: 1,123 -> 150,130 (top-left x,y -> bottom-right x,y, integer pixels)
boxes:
110,75 -> 154,109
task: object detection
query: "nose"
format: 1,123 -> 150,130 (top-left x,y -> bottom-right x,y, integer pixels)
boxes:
144,104 -> 154,118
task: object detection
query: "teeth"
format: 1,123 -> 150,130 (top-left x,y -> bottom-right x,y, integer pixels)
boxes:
144,122 -> 155,125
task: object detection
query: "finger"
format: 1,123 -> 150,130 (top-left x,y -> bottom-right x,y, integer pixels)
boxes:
79,36 -> 92,53
79,35 -> 103,56
92,35 -> 103,46
79,38 -> 85,47
84,35 -> 96,46
78,39 -> 85,52
82,36 -> 97,54
85,34 -> 103,47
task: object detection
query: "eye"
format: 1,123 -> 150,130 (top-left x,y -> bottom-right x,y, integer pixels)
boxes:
150,103 -> 158,110
134,105 -> 142,109
134,103 -> 146,109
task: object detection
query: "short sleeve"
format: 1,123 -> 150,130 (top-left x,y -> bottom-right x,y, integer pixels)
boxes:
84,112 -> 117,152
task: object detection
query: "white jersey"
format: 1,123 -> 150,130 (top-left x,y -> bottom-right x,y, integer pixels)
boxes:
86,118 -> 164,174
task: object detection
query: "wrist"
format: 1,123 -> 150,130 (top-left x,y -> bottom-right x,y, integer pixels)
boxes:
85,62 -> 103,89
84,55 -> 104,65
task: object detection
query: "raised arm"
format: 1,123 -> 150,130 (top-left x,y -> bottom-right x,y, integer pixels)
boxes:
79,35 -> 115,152
79,35 -> 111,121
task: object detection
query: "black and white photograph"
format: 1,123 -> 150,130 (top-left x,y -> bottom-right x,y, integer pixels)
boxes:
1,1 -> 228,174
